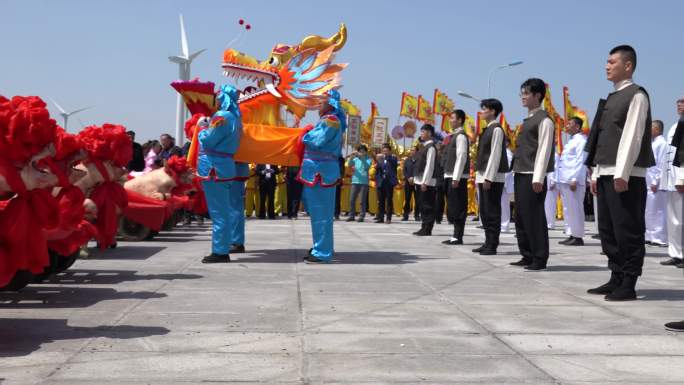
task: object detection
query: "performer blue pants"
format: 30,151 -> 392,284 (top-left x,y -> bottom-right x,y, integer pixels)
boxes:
303,184 -> 336,261
230,181 -> 246,246
202,180 -> 235,255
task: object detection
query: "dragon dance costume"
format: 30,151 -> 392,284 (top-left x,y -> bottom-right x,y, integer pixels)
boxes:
198,85 -> 242,261
298,90 -> 346,262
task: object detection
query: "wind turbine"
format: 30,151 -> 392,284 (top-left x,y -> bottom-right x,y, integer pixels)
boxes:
49,98 -> 93,132
168,14 -> 206,146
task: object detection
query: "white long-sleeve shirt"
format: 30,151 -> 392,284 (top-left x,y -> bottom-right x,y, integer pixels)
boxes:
593,79 -> 649,182
557,133 -> 588,185
515,107 -> 555,185
660,122 -> 684,191
476,121 -> 506,183
444,128 -> 470,179
414,140 -> 436,186
646,134 -> 669,189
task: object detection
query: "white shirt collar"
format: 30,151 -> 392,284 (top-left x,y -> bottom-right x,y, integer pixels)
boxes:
423,139 -> 434,145
486,120 -> 498,127
452,126 -> 464,135
614,78 -> 634,91
528,106 -> 543,117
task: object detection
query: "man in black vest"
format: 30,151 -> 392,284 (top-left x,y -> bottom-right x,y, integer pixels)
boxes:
584,45 -> 655,301
473,99 -> 509,254
413,124 -> 439,236
402,146 -> 419,221
509,78 -> 555,270
442,109 -> 470,245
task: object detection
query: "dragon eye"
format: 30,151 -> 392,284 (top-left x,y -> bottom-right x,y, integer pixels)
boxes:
269,57 -> 279,66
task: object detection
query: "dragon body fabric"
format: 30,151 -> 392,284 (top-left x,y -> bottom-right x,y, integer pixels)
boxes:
172,24 -> 348,167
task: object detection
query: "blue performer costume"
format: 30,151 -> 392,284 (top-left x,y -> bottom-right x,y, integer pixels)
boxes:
298,90 -> 346,263
198,85 -> 242,263
230,162 -> 249,252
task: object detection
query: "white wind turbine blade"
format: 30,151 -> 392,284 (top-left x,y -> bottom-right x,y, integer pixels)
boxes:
179,14 -> 189,58
168,55 -> 189,64
49,97 -> 67,115
68,106 -> 93,116
188,48 -> 206,62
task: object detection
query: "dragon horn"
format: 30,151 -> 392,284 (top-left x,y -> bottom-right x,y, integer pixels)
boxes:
299,23 -> 347,52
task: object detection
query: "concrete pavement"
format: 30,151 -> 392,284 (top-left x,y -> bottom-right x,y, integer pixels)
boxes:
1,216 -> 684,384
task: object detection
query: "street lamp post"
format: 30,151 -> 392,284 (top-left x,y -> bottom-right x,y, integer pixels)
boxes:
456,91 -> 482,103
487,60 -> 523,97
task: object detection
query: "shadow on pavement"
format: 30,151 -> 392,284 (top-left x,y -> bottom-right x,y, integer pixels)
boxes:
88,245 -> 166,260
0,286 -> 166,309
239,249 -> 432,265
638,289 -> 684,301
0,318 -> 169,357
39,270 -> 203,285
544,265 -> 608,272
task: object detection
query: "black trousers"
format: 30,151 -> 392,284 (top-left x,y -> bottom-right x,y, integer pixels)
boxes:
403,182 -> 417,219
477,182 -> 504,248
435,181 -> 447,222
513,173 -> 549,264
258,182 -> 276,218
335,184 -> 342,217
286,179 -> 303,218
597,175 -> 647,276
419,185 -> 437,230
414,185 -> 423,219
447,177 -> 468,240
377,182 -> 394,220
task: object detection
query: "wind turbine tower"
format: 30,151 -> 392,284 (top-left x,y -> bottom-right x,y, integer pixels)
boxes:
49,98 -> 92,132
168,14 -> 206,146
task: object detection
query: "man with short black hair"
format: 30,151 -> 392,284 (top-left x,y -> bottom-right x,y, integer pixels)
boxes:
645,119 -> 669,247
375,143 -> 398,223
127,130 -> 145,171
160,133 -> 183,160
442,109 -> 470,245
557,116 -> 588,246
510,78 -> 555,270
413,124 -> 439,236
585,45 -> 655,301
472,99 -> 508,254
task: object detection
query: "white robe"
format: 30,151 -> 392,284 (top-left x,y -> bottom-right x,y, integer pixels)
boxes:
645,135 -> 669,244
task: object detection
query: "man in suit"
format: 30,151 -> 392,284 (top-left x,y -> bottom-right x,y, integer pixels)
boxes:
402,147 -> 419,221
256,164 -> 279,219
375,143 -> 399,223
285,166 -> 303,219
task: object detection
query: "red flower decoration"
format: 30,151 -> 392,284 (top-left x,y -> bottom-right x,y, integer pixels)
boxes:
77,123 -> 132,167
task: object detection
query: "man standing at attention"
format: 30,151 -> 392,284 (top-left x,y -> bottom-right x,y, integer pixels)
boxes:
346,144 -> 372,222
374,143 -> 398,223
472,99 -> 508,254
584,45 -> 655,301
413,124 -> 439,236
510,78 -> 555,270
557,117 -> 588,246
442,109 -> 470,245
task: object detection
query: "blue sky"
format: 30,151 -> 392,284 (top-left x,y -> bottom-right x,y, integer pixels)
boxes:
2,0 -> 683,141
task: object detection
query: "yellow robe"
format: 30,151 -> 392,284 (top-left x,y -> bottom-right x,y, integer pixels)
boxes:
244,164 -> 260,217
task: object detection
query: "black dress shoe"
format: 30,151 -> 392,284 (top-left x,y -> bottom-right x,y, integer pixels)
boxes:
650,242 -> 668,248
565,238 -> 584,246
202,253 -> 230,263
304,254 -> 330,264
346,217 -> 356,222
558,236 -> 573,245
660,257 -> 683,266
605,286 -> 637,301
442,239 -> 463,245
524,262 -> 547,271
401,217 -> 409,221
510,259 -> 532,266
374,219 -> 384,223
479,248 -> 497,255
385,219 -> 392,224
591,234 -> 601,239
665,320 -> 684,332
472,245 -> 485,253
587,272 -> 623,295
230,244 -> 245,254
645,240 -> 652,245
413,229 -> 431,236
357,217 -> 365,223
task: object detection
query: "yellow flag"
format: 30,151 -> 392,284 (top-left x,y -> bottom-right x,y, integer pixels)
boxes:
400,92 -> 418,118
341,99 -> 360,117
417,95 -> 434,123
544,84 -> 563,123
433,89 -> 455,115
563,86 -> 590,134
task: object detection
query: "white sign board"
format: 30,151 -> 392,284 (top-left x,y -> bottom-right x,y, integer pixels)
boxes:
372,117 -> 389,147
347,115 -> 362,146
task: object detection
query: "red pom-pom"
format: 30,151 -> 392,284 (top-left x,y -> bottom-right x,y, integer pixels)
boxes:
238,19 -> 244,25
166,155 -> 189,176
77,123 -> 132,167
0,95 -> 58,164
53,127 -> 83,161
184,113 -> 203,139
246,24 -> 251,30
